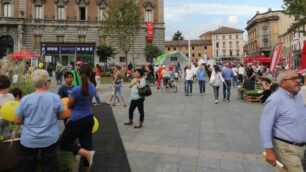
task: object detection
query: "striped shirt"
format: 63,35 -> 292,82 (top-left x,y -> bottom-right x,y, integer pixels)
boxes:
259,88 -> 306,148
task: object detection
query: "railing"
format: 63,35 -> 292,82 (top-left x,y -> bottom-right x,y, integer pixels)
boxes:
0,17 -> 24,24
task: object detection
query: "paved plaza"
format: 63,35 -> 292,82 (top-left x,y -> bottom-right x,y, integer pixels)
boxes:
50,79 -> 275,172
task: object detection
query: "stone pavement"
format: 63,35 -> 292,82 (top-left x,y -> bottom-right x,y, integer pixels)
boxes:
49,78 -> 275,172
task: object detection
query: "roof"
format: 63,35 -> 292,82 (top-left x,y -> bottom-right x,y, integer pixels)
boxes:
198,26 -> 244,38
211,26 -> 244,34
199,31 -> 213,38
165,40 -> 212,47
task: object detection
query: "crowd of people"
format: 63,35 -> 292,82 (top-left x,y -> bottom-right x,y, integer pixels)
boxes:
2,57 -> 306,172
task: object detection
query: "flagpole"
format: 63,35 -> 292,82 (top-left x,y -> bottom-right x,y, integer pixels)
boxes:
188,0 -> 191,64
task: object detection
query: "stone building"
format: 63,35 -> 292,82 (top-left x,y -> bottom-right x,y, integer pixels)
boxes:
202,26 -> 244,63
246,9 -> 294,57
164,40 -> 212,64
0,0 -> 165,65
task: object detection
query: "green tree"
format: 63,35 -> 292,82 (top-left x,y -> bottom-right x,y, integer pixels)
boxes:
283,0 -> 306,33
102,0 -> 141,65
172,30 -> 184,41
96,45 -> 116,66
144,44 -> 163,63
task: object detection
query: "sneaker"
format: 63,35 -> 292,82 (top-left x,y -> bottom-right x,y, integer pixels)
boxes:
88,151 -> 95,167
215,100 -> 218,104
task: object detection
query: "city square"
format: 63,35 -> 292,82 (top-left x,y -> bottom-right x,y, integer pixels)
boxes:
1,0 -> 306,172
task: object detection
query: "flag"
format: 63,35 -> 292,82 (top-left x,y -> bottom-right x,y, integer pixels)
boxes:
300,41 -> 306,69
270,43 -> 283,72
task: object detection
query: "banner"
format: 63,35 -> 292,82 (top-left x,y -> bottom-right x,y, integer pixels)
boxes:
146,22 -> 154,43
301,41 -> 306,69
286,53 -> 292,69
270,43 -> 283,72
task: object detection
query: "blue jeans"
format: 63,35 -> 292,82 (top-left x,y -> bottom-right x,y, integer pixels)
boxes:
198,80 -> 205,93
112,85 -> 125,105
223,80 -> 231,100
186,80 -> 193,94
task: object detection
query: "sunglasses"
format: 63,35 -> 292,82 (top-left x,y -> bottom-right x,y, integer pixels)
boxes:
282,76 -> 300,81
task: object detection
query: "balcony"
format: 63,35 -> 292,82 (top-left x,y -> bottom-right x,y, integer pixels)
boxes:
0,17 -> 24,25
23,18 -> 102,27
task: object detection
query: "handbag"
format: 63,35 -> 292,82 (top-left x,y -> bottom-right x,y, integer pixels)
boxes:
138,84 -> 152,97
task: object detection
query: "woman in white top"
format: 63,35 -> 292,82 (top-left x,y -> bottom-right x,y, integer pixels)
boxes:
185,64 -> 194,96
210,65 -> 224,104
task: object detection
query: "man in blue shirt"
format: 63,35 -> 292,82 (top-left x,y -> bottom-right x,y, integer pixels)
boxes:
259,69 -> 306,172
221,63 -> 233,101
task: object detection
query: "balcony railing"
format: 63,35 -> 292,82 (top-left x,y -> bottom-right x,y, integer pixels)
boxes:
0,17 -> 24,24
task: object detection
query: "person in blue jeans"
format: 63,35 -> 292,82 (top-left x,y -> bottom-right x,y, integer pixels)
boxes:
221,63 -> 234,101
197,64 -> 206,95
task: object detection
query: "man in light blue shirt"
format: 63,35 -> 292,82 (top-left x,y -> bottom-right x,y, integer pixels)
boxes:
221,63 -> 233,101
259,69 -> 306,172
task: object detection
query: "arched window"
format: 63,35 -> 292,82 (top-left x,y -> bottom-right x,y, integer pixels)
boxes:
35,5 -> 43,19
3,2 -> 12,17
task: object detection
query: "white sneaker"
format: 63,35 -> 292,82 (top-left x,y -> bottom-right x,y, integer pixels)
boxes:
215,100 -> 218,104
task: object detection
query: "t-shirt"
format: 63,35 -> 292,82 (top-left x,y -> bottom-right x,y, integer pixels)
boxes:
197,70 -> 206,81
161,69 -> 168,78
0,93 -> 15,120
185,69 -> 193,80
70,83 -> 96,121
131,78 -> 146,100
57,85 -> 74,98
16,92 -> 64,148
72,70 -> 82,86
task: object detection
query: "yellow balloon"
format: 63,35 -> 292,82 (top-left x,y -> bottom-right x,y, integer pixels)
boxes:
92,116 -> 99,134
29,66 -> 34,72
0,101 -> 19,122
38,63 -> 44,68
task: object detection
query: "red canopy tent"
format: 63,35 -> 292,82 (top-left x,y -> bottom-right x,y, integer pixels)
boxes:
8,49 -> 39,60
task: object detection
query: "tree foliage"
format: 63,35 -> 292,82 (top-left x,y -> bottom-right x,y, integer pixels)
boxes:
283,0 -> 306,32
172,30 -> 184,41
102,0 -> 141,64
96,45 -> 116,65
144,44 -> 163,63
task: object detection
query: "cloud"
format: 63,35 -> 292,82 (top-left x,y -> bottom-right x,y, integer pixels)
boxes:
228,16 -> 239,24
166,17 -> 244,40
165,3 -> 267,22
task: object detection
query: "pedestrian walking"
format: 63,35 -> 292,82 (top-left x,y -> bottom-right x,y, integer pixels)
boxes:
238,64 -> 245,84
221,63 -> 233,101
59,64 -> 96,171
55,61 -> 64,85
111,66 -> 126,107
197,64 -> 206,95
185,64 -> 193,96
210,65 -> 224,104
15,69 -> 65,171
124,69 -> 146,128
259,69 -> 306,172
232,64 -> 238,87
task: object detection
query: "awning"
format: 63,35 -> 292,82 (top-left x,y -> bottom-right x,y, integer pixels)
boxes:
244,55 -> 272,64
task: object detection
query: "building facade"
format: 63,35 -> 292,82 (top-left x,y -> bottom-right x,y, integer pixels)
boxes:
201,26 -> 244,63
246,9 -> 294,57
0,0 -> 165,65
279,26 -> 306,68
164,40 -> 212,64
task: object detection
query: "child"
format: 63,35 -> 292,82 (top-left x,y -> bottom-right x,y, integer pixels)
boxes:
0,75 -> 15,138
58,71 -> 74,98
9,88 -> 23,101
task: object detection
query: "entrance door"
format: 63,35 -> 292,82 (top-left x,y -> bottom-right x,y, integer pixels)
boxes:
62,55 -> 68,66
0,35 -> 14,58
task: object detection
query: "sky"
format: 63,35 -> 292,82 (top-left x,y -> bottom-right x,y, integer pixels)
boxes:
164,0 -> 284,41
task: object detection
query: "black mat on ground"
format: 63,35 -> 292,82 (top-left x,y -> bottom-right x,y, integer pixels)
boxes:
91,103 -> 131,172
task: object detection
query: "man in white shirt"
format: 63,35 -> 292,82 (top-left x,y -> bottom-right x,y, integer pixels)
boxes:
238,64 -> 245,84
232,65 -> 238,87
185,64 -> 194,96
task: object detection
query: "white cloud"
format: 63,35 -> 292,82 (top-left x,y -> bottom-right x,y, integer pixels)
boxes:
165,3 -> 267,22
228,16 -> 239,24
